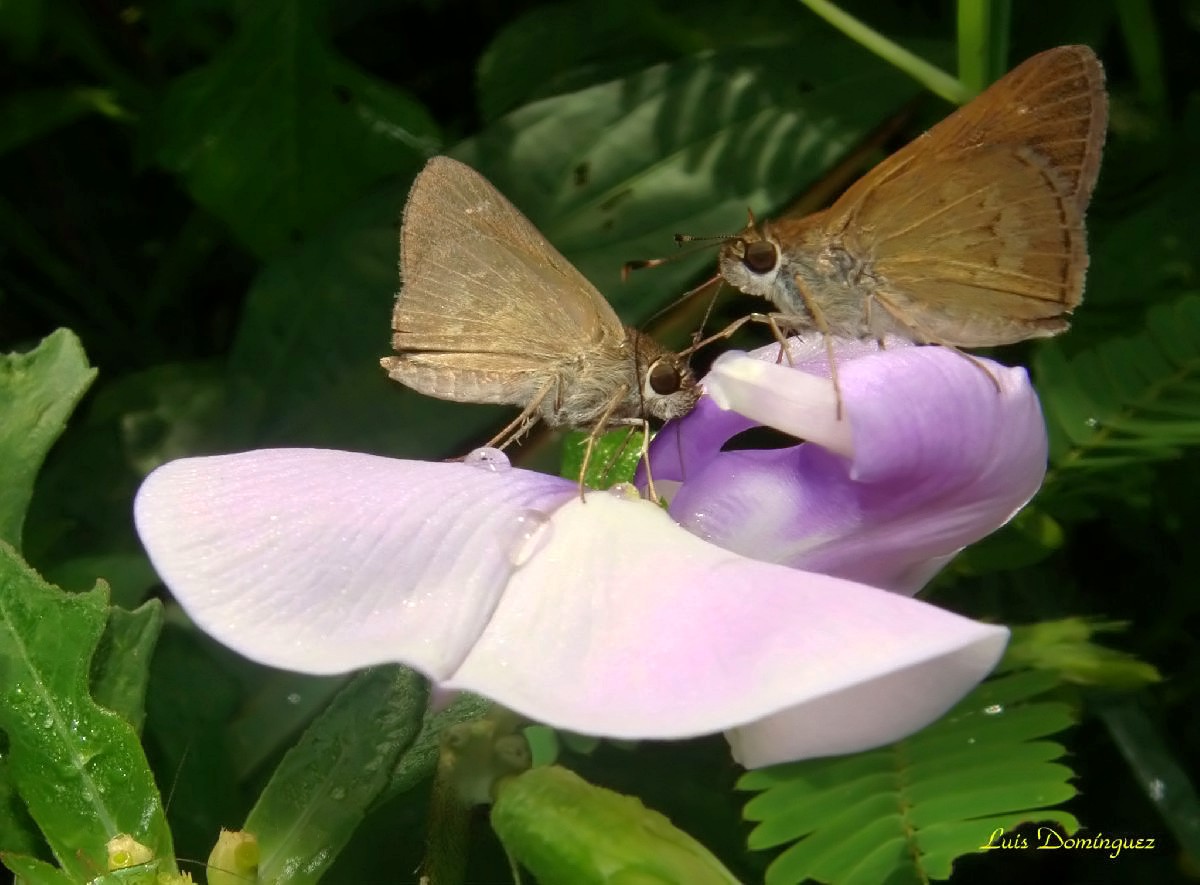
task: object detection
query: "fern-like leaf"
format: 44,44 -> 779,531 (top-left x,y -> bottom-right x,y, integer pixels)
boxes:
1036,293 -> 1200,504
737,669 -> 1079,885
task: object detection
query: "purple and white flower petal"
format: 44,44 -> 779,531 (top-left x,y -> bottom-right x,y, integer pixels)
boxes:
135,448 -> 1007,767
651,336 -> 1047,594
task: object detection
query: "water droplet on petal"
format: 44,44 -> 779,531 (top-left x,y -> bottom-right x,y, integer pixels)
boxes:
606,482 -> 641,500
508,509 -> 552,566
464,447 -> 511,472
286,692 -> 301,705
983,703 -> 1004,715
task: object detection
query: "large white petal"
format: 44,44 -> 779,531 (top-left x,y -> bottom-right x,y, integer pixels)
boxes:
452,492 -> 1009,756
134,448 -> 575,676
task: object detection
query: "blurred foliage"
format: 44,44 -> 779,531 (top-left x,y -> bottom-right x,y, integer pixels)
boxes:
2,0 -> 1199,882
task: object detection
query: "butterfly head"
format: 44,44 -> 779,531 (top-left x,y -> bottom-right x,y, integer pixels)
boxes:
717,226 -> 783,300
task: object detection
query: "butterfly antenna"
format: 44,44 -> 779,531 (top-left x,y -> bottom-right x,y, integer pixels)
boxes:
621,232 -> 741,281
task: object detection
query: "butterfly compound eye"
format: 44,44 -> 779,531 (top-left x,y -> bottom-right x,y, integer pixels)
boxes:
648,360 -> 682,395
742,240 -> 778,274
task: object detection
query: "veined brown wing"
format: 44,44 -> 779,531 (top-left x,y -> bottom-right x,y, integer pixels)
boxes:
923,44 -> 1107,210
854,146 -> 1087,346
391,156 -> 623,363
826,45 -> 1107,225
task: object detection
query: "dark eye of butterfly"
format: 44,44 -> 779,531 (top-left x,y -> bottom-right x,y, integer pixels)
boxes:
742,240 -> 778,274
648,360 -> 682,395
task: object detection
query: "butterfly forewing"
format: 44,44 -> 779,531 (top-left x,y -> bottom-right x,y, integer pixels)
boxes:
849,147 -> 1087,344
393,157 -> 623,362
926,44 -> 1107,208
803,45 -> 1105,346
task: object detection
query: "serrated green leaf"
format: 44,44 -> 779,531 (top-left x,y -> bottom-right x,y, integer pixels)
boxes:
739,669 -> 1078,885
42,554 -> 159,610
0,330 -> 96,550
492,765 -> 740,885
153,0 -> 440,256
0,543 -> 173,879
245,666 -> 428,885
90,601 -> 164,733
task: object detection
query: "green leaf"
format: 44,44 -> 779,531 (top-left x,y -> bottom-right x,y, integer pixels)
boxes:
42,554 -> 160,610
1094,695 -> 1200,863
1004,618 -> 1161,689
245,666 -> 428,885
385,692 -> 495,799
492,765 -> 741,885
457,43 -> 930,331
226,672 -> 348,780
1037,294 -> 1200,511
0,759 -> 44,856
738,669 -> 1079,885
0,88 -> 126,157
90,601 -> 165,733
0,330 -> 96,551
228,40 -> 925,459
225,180 -> 510,456
560,427 -> 647,489
153,0 -> 440,256
0,543 -> 174,879
0,0 -> 47,60
477,0 -> 708,122
0,853 -> 75,885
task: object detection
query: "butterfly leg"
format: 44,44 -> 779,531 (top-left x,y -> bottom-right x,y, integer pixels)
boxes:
679,313 -> 756,357
579,384 -> 634,501
595,423 -> 640,486
483,377 -> 556,451
781,276 -> 845,418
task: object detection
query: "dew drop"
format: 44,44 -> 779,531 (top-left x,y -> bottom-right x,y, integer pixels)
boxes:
983,703 -> 1004,716
464,447 -> 511,472
286,692 -> 301,705
330,787 -> 346,801
606,482 -> 641,500
508,509 -> 552,566
1148,778 -> 1166,801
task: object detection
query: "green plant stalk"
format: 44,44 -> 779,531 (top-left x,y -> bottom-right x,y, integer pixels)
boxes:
797,0 -> 970,104
957,0 -> 1011,93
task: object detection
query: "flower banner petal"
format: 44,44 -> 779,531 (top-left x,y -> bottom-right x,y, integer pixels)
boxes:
136,449 -> 1007,764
